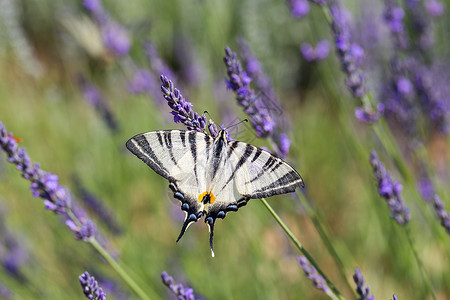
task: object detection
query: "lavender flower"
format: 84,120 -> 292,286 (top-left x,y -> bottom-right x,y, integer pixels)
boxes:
329,2 -> 368,99
161,271 -> 198,300
369,150 -> 410,225
102,22 -> 130,57
0,210 -> 28,280
83,0 -> 130,57
79,271 -> 106,300
79,77 -> 119,133
127,69 -> 157,95
160,75 -> 209,134
238,39 -> 291,157
354,103 -> 384,124
297,256 -> 331,293
392,295 -> 398,300
300,40 -> 330,62
433,195 -> 450,235
145,41 -> 176,83
0,281 -> 11,299
416,177 -> 435,202
0,122 -> 97,241
353,268 -> 374,300
223,47 -> 275,137
286,0 -> 310,19
73,176 -> 122,235
383,0 -> 408,50
425,0 -> 445,17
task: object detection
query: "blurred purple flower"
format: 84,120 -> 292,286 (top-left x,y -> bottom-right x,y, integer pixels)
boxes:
73,176 -> 122,235
0,281 -> 11,299
102,22 -> 130,57
354,103 -> 384,124
145,41 -> 176,83
127,69 -> 156,95
160,75 -> 211,134
433,195 -> 450,235
286,0 -> 310,18
79,77 -> 119,134
0,122 -> 97,241
84,0 -> 130,57
300,40 -> 330,62
297,256 -> 331,293
224,47 -> 275,137
310,0 -> 328,5
416,177 -> 435,202
392,295 -> 398,300
353,268 -> 374,300
238,39 -> 291,157
161,271 -> 200,300
0,208 -> 28,280
79,271 -> 106,300
83,0 -> 103,16
425,0 -> 445,17
329,2 -> 368,99
370,150 -> 410,225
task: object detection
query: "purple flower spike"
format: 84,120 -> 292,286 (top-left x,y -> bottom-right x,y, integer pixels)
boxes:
433,195 -> 450,235
0,281 -> 11,299
329,3 -> 368,99
79,271 -> 106,300
0,122 -> 97,241
102,22 -> 130,57
161,271 -> 199,300
353,268 -> 374,300
425,0 -> 445,17
286,0 -> 310,19
160,75 -> 214,135
383,0 -> 409,50
355,103 -> 384,124
392,295 -> 398,300
369,150 -> 410,225
224,47 -> 275,137
297,256 -> 331,293
301,40 -> 330,62
127,69 -> 156,95
79,77 -> 119,133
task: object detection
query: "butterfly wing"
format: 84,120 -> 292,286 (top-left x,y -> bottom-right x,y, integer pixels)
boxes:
227,141 -> 304,199
126,130 -> 214,241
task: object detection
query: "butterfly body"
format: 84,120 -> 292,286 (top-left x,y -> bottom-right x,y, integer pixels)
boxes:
126,129 -> 303,256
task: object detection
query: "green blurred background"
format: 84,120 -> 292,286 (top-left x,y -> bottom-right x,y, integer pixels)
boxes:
0,0 -> 449,299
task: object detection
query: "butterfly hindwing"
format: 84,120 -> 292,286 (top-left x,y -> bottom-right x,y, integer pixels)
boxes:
227,141 -> 304,199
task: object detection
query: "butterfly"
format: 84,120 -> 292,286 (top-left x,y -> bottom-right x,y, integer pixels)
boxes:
126,129 -> 304,256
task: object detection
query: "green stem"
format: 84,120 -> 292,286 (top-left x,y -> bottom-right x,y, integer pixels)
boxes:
259,198 -> 345,300
296,192 -> 356,296
88,238 -> 153,300
404,226 -> 437,300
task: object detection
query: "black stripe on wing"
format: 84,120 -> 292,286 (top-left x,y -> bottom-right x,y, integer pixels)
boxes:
126,133 -> 174,181
246,170 -> 304,198
220,142 -> 254,191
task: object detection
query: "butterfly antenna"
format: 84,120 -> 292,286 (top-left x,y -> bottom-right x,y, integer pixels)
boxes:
176,213 -> 198,243
206,217 -> 215,258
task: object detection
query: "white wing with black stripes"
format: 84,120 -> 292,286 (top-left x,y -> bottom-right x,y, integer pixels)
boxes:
126,129 -> 304,257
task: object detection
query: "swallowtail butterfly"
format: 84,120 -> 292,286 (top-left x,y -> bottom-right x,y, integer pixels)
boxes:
126,129 -> 304,256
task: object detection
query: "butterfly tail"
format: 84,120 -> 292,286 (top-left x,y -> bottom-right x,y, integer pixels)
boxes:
176,213 -> 199,243
205,217 -> 215,258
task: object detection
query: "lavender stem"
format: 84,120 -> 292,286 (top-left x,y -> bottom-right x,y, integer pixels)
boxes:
88,238 -> 153,300
259,198 -> 344,300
